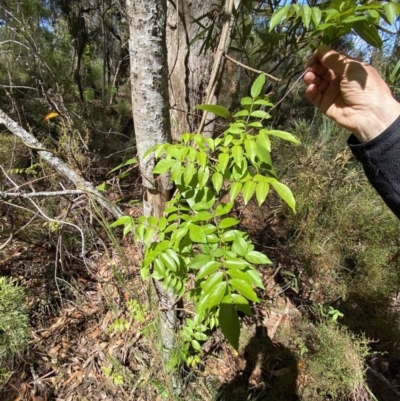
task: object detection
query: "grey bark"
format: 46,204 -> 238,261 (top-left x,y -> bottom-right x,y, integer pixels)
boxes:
126,0 -> 177,357
0,109 -> 123,219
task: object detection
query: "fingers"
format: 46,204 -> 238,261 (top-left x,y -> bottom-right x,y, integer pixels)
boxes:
304,60 -> 336,83
303,70 -> 329,93
314,44 -> 348,76
305,83 -> 322,107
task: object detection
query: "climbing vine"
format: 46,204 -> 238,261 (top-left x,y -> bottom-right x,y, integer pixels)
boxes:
111,74 -> 299,365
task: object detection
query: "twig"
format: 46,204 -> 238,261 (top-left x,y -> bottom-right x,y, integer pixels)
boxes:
0,233 -> 13,251
0,166 -> 93,274
0,190 -> 85,199
224,53 -> 281,82
0,40 -> 29,49
29,370 -> 56,385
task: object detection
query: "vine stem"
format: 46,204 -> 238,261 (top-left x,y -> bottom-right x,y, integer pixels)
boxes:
269,68 -> 310,112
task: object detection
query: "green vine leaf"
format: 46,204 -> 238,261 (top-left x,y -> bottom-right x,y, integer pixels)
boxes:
189,254 -> 213,269
218,153 -> 230,173
384,2 -> 397,24
232,233 -> 248,257
256,180 -> 270,206
218,217 -> 240,229
219,298 -> 240,350
245,251 -> 272,265
215,203 -> 233,217
184,163 -> 195,185
352,21 -> 382,48
202,272 -> 224,293
311,7 -> 322,27
207,282 -> 227,309
196,104 -> 231,119
250,110 -> 271,119
230,182 -> 242,202
154,258 -> 166,277
231,294 -> 253,316
242,181 -> 256,205
231,145 -> 243,167
160,252 -> 177,272
267,130 -> 300,144
270,181 -> 296,213
301,4 -> 311,29
251,74 -> 266,98
212,172 -> 223,194
230,278 -> 259,302
153,159 -> 175,174
240,97 -> 253,106
196,261 -> 221,280
225,258 -> 250,269
245,267 -> 265,289
244,138 -> 257,163
189,225 -> 207,243
269,5 -> 290,32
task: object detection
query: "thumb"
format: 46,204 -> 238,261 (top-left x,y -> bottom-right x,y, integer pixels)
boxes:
314,44 -> 347,76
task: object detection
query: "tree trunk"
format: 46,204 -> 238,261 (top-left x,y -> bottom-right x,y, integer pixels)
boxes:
166,0 -> 217,139
166,0 -> 241,139
126,0 -> 177,358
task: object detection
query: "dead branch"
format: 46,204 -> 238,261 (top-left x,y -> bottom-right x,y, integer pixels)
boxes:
224,53 -> 281,81
0,190 -> 85,199
0,109 -> 123,219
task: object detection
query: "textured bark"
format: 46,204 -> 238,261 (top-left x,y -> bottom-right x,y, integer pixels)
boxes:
126,0 -> 176,357
0,109 -> 123,219
166,0 -> 216,139
198,0 -> 241,137
166,0 -> 241,139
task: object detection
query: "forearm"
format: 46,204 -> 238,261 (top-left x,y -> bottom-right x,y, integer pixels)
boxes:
348,115 -> 400,219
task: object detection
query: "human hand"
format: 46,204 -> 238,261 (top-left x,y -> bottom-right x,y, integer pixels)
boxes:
304,44 -> 400,143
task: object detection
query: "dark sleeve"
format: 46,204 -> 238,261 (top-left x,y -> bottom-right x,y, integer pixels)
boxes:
348,115 -> 400,219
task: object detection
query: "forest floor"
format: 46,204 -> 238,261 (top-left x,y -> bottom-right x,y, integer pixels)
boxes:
1,192 -> 400,401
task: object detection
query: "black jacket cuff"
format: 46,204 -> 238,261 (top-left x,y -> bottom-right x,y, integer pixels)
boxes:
347,115 -> 400,219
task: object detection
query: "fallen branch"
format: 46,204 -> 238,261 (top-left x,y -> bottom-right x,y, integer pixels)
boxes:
0,190 -> 85,199
0,109 -> 123,219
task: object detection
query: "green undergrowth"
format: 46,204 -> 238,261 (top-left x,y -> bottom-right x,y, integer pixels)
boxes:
0,277 -> 29,384
276,115 -> 400,341
268,114 -> 400,399
278,316 -> 369,401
